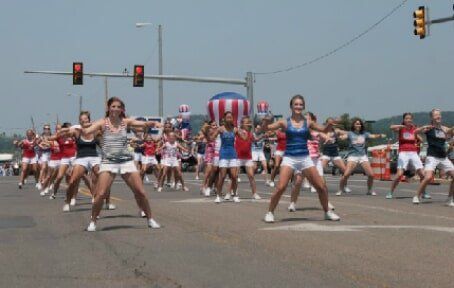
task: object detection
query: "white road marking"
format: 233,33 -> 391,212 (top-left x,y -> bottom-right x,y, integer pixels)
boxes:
172,198 -> 274,204
261,223 -> 454,233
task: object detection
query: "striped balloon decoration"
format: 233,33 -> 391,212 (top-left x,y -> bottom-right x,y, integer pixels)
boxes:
256,100 -> 269,114
207,92 -> 250,127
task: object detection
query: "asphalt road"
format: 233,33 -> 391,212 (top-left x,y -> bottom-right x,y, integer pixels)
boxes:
0,173 -> 453,288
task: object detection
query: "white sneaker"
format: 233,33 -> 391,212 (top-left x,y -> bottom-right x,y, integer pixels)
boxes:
70,198 -> 76,206
253,193 -> 261,200
446,198 -> 454,207
18,182 -> 22,189
264,212 -> 275,223
344,187 -> 352,193
153,183 -> 158,189
303,180 -> 310,190
36,183 -> 42,190
40,188 -> 49,196
366,191 -> 377,196
224,192 -> 231,201
62,204 -> 70,212
157,187 -> 163,192
183,187 -> 189,192
412,196 -> 420,204
170,182 -> 176,189
265,180 -> 271,187
195,175 -> 200,180
237,177 -> 241,183
148,218 -> 161,229
86,221 -> 96,232
233,196 -> 240,203
49,184 -> 54,190
325,210 -> 340,221
49,194 -> 56,200
310,186 -> 317,193
144,176 -> 151,183
269,181 -> 275,188
165,182 -> 171,187
106,203 -> 116,210
328,201 -> 335,210
204,188 -> 211,197
288,202 -> 296,212
140,211 -> 147,218
335,190 -> 342,196
214,196 -> 222,204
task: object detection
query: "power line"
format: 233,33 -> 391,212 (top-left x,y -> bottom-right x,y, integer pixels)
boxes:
254,0 -> 409,76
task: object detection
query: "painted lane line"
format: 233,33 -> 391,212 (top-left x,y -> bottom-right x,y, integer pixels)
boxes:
260,223 -> 454,233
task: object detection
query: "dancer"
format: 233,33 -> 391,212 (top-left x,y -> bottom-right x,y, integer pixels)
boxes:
157,132 -> 189,192
320,117 -> 352,194
337,118 -> 386,196
214,111 -> 242,203
287,112 -> 335,212
194,135 -> 206,180
235,116 -> 261,200
141,133 -> 160,187
200,121 -> 218,197
39,124 -> 62,196
78,97 -> 161,231
269,128 -> 286,188
387,113 -> 426,199
14,129 -> 38,189
414,109 -> 453,205
49,122 -> 77,199
36,124 -> 52,190
262,95 -> 340,222
252,125 -> 270,185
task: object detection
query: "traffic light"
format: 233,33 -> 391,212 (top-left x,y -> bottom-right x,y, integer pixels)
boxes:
133,65 -> 144,87
413,6 -> 426,39
73,62 -> 83,85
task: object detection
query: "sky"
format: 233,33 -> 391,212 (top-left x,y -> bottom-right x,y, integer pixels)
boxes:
0,0 -> 453,134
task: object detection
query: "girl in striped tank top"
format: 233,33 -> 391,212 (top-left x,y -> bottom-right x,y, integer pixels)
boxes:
77,97 -> 162,232
261,95 -> 340,222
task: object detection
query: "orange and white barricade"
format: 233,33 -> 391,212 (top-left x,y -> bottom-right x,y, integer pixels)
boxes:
371,146 -> 391,181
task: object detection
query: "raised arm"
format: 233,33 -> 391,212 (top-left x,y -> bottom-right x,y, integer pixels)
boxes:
368,133 -> 387,140
390,124 -> 405,132
261,118 -> 286,133
125,118 -> 162,129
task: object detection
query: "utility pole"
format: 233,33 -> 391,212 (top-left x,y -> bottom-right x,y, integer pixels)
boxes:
104,77 -> 108,111
158,24 -> 163,117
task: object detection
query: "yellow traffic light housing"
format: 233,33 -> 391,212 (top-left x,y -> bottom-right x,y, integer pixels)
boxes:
413,6 -> 426,39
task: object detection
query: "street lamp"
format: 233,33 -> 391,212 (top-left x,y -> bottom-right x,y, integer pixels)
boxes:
67,93 -> 82,115
135,22 -> 164,117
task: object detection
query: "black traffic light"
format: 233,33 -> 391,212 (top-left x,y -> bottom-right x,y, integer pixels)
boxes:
133,65 -> 144,87
73,62 -> 83,85
413,6 -> 426,39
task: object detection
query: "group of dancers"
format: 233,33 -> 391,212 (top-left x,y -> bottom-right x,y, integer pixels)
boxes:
14,95 -> 454,231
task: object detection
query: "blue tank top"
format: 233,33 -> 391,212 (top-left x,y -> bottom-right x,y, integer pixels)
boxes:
219,130 -> 237,160
284,117 -> 309,157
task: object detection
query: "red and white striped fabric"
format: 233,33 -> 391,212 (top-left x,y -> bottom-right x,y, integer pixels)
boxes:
207,92 -> 250,127
179,104 -> 190,113
257,101 -> 269,114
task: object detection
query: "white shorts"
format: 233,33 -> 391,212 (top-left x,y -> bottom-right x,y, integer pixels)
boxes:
274,150 -> 285,157
397,151 -> 423,170
39,152 -> 51,164
22,156 -> 37,164
197,153 -> 205,159
347,155 -> 369,164
320,155 -> 342,162
73,157 -> 101,170
48,160 -> 61,168
424,156 -> 454,172
218,159 -> 239,168
238,159 -> 254,167
281,155 -> 314,172
312,157 -> 324,176
252,151 -> 266,162
162,157 -> 180,167
143,155 -> 158,166
60,156 -> 76,166
134,152 -> 143,162
213,156 -> 220,167
99,160 -> 138,174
